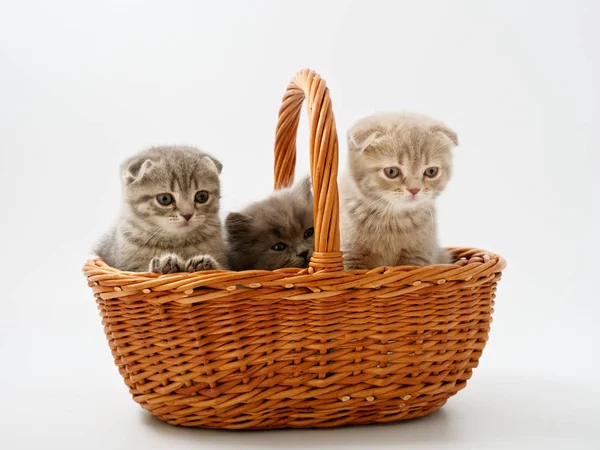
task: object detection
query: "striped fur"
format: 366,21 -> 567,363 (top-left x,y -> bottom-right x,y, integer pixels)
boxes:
95,146 -> 226,273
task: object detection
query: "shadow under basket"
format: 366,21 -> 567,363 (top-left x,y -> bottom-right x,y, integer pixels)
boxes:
83,69 -> 506,429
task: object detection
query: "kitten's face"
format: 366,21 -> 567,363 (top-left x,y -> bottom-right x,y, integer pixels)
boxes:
348,114 -> 456,212
226,179 -> 315,271
121,146 -> 221,236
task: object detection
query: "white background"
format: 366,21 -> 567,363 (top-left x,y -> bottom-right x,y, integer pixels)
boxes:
1,0 -> 599,448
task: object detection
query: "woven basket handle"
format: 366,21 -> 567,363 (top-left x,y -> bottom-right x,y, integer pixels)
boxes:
273,69 -> 343,272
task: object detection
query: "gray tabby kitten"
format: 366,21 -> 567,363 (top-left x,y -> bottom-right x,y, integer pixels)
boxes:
95,146 -> 227,273
225,177 -> 315,271
340,112 -> 457,269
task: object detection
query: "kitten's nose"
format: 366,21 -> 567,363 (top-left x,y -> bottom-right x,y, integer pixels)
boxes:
298,250 -> 310,261
408,188 -> 421,196
181,214 -> 193,222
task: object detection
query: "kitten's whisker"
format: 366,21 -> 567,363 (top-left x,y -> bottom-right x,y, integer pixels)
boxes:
142,229 -> 161,247
364,201 -> 383,230
367,198 -> 392,232
362,202 -> 383,230
191,242 -> 206,254
425,203 -> 435,223
380,200 -> 395,232
363,196 -> 388,214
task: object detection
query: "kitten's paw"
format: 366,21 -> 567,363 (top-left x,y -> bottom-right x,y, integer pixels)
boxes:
437,249 -> 455,264
399,257 -> 430,267
149,254 -> 186,274
186,254 -> 221,272
343,256 -> 369,270
344,262 -> 367,270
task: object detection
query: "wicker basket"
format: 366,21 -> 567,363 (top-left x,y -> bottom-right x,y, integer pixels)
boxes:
83,68 -> 506,429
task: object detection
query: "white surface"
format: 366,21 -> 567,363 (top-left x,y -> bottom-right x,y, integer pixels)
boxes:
1,0 -> 599,448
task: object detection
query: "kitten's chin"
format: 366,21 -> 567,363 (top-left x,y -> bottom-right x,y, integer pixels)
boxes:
292,258 -> 311,269
390,196 -> 433,212
161,223 -> 200,236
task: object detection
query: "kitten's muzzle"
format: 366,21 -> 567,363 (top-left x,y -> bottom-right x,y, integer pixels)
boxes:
298,250 -> 310,262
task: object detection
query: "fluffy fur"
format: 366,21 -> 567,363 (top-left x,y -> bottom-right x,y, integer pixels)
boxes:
226,177 -> 315,271
340,112 -> 457,269
95,146 -> 227,273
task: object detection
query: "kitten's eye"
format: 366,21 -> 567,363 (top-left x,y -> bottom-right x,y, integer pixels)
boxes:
271,242 -> 287,251
383,167 -> 401,179
195,190 -> 210,203
156,193 -> 174,206
303,227 -> 314,239
424,167 -> 439,178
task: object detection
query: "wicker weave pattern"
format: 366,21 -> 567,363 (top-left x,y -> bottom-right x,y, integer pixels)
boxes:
83,69 -> 506,429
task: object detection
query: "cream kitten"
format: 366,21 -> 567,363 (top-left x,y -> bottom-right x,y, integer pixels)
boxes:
95,146 -> 227,273
340,113 -> 457,269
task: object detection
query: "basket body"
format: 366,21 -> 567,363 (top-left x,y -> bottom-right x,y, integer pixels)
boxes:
85,69 -> 506,428
85,247 -> 504,429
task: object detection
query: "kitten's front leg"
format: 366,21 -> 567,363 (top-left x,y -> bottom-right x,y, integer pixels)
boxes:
436,248 -> 455,264
150,253 -> 186,274
343,251 -> 370,270
186,254 -> 222,272
398,255 -> 432,267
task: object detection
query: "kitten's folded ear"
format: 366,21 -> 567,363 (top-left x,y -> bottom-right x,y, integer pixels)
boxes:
347,124 -> 384,153
431,125 -> 458,147
202,155 -> 223,174
296,175 -> 313,202
122,157 -> 155,185
226,212 -> 252,236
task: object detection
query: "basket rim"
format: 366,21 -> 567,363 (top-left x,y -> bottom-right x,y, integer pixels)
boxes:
83,247 -> 506,305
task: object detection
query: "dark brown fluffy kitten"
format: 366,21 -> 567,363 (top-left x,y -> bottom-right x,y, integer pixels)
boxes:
226,177 -> 314,271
